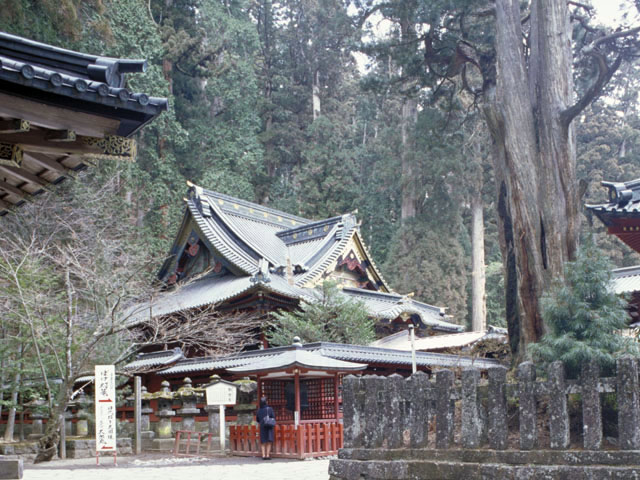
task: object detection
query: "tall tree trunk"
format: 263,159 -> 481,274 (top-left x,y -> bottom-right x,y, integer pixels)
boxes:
312,71 -> 321,120
3,345 -> 22,442
484,0 -> 578,358
471,190 -> 487,332
400,97 -> 418,221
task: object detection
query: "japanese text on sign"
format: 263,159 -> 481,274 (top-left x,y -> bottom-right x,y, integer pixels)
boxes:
95,365 -> 117,452
205,382 -> 237,406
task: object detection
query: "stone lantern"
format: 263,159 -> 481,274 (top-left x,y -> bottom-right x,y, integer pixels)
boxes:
151,380 -> 175,451
74,391 -> 91,437
176,377 -> 201,432
26,395 -> 47,440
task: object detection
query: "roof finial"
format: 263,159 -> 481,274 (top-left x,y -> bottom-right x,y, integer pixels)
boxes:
292,336 -> 303,348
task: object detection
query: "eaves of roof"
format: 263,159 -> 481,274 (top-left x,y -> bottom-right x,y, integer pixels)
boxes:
158,341 -> 501,376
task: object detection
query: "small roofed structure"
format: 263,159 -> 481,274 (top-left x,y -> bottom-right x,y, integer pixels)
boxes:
0,32 -> 168,215
227,337 -> 365,459
587,178 -> 640,329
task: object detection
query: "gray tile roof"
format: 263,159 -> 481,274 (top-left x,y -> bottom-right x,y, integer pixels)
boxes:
123,347 -> 185,371
342,287 -> 462,332
586,179 -> 640,225
612,265 -> 640,294
227,348 -> 366,374
124,273 -> 314,327
158,341 -> 501,376
0,32 -> 168,132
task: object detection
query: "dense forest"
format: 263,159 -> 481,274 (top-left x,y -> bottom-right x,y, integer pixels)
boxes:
1,0 -> 640,331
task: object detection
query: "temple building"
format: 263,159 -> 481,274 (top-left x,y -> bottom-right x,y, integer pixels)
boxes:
126,182 -> 464,352
587,178 -> 640,327
0,31 -> 168,216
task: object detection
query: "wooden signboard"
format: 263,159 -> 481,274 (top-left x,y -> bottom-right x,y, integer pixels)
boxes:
95,365 -> 117,464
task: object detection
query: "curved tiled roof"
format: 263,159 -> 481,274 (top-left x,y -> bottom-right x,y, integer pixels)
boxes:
150,185 -> 461,332
156,341 -> 501,376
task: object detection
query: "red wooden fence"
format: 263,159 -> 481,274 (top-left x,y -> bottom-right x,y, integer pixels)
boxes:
229,421 -> 343,459
173,431 -> 218,457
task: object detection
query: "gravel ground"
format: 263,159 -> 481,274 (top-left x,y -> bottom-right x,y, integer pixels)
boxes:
23,453 -> 331,480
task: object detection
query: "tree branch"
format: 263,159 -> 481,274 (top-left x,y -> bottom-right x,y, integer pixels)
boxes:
561,52 -> 623,126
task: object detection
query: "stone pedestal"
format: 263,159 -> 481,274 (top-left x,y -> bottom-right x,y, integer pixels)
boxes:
140,386 -> 155,450
75,392 -> 90,437
26,397 -> 47,440
176,378 -> 201,432
204,405 -> 220,435
64,407 -> 74,437
151,380 -> 175,451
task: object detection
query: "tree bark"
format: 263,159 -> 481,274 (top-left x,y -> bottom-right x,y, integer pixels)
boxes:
483,0 -> 579,358
3,345 -> 22,442
471,190 -> 487,332
400,97 -> 418,222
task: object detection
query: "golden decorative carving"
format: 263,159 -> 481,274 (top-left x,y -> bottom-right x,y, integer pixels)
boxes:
0,143 -> 23,167
81,135 -> 137,162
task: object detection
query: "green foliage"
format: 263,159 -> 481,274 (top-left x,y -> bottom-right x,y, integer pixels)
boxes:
267,281 -> 375,346
529,239 -> 640,378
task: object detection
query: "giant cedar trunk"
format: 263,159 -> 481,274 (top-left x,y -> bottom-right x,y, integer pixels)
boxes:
484,0 -> 578,358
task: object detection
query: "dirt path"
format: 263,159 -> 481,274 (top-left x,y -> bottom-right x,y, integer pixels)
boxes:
23,454 -> 331,480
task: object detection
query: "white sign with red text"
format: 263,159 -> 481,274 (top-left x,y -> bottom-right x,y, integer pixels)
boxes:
95,365 -> 117,452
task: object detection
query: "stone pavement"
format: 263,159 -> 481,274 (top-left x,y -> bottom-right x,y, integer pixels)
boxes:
23,454 -> 331,480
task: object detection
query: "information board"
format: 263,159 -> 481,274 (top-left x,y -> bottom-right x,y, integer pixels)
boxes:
205,382 -> 237,406
95,365 -> 117,452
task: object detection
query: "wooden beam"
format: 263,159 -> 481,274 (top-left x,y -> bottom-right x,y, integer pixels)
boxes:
0,196 -> 15,213
0,143 -> 23,167
24,152 -> 76,178
0,179 -> 31,201
0,119 -> 30,134
45,129 -> 76,142
0,91 -> 119,137
0,131 -> 136,161
0,165 -> 52,191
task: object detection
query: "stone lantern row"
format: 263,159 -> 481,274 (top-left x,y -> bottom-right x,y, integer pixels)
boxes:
21,375 -> 255,450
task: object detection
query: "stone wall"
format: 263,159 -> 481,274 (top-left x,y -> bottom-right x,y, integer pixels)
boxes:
330,357 -> 640,479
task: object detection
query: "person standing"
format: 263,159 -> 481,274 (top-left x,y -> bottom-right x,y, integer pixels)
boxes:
256,396 -> 275,459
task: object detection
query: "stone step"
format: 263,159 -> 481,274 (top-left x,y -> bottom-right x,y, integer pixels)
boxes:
338,447 -> 640,466
0,458 -> 23,479
329,458 -> 640,480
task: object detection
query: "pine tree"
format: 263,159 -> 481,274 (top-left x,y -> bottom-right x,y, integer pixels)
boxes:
529,239 -> 640,378
267,281 -> 375,346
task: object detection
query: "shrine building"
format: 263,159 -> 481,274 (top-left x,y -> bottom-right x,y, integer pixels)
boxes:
0,31 -> 168,216
125,182 -> 465,353
587,178 -> 640,327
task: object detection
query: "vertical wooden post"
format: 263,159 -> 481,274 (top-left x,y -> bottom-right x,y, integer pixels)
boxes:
134,376 -> 142,455
334,373 -> 340,421
257,376 -> 262,404
295,370 -> 303,458
219,405 -> 226,453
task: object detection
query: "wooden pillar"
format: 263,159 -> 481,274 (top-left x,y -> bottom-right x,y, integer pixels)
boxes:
333,373 -> 340,421
295,370 -> 303,458
134,376 -> 142,455
257,375 -> 262,404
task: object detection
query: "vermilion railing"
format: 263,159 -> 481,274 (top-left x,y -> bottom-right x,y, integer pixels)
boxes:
173,430 -> 218,457
229,421 -> 343,459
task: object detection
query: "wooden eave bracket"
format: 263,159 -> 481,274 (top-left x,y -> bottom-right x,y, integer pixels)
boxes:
81,135 -> 137,162
0,142 -> 23,167
0,119 -> 30,134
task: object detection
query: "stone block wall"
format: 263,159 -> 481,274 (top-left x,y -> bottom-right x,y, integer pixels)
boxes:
330,357 -> 640,480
